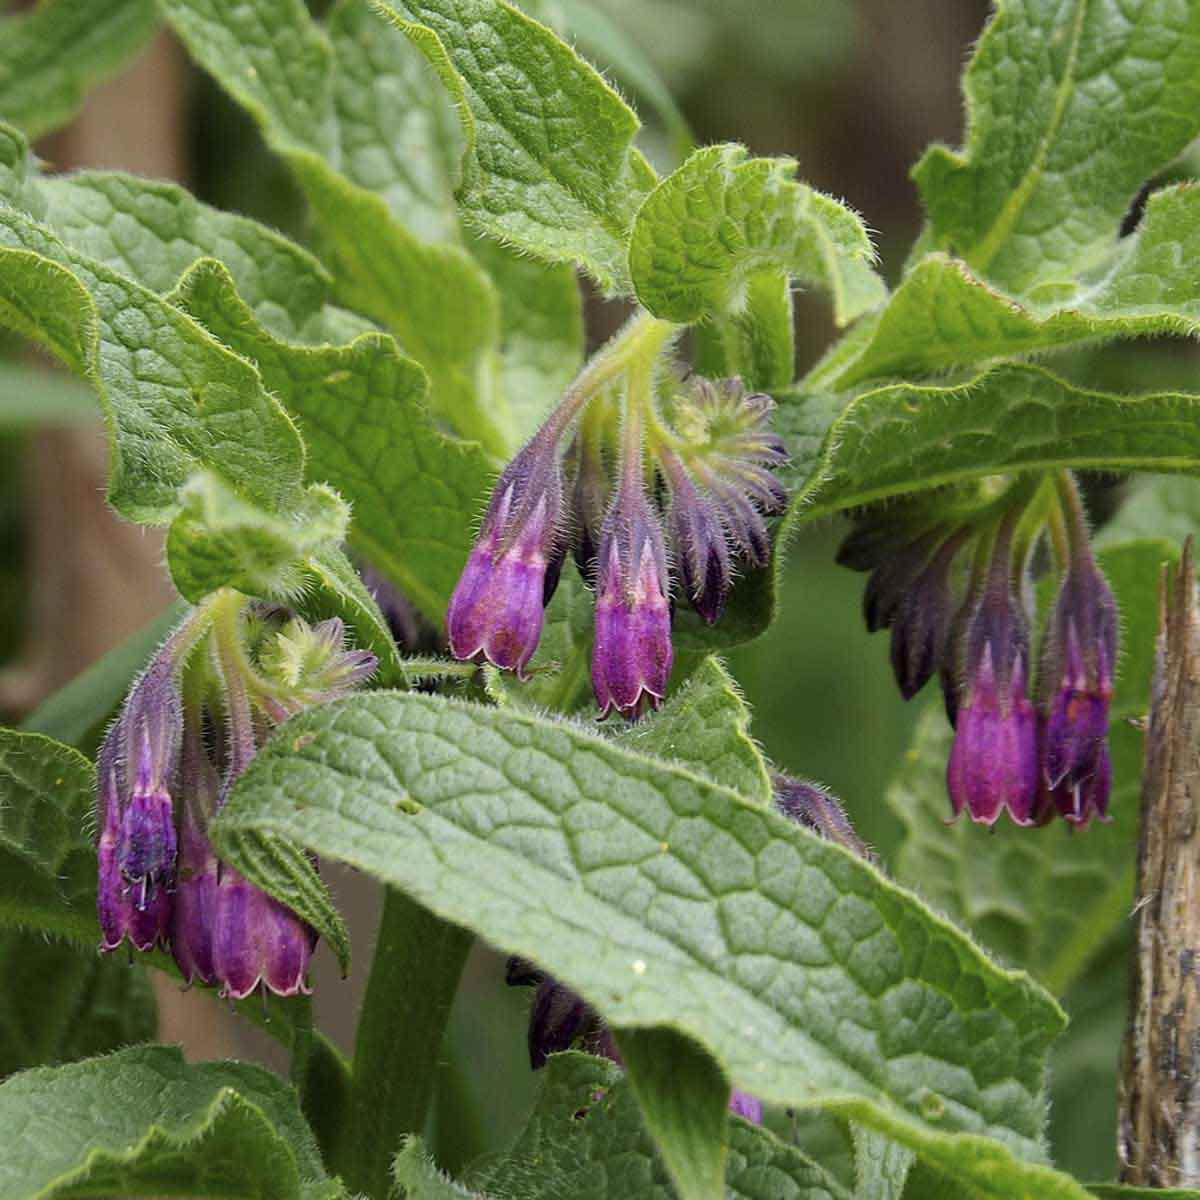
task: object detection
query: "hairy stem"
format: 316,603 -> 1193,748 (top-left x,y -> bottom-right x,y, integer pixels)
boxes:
336,888 -> 472,1199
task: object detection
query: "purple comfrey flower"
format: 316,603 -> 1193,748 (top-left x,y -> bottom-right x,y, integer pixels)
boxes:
946,590 -> 1039,826
96,729 -> 171,952
592,484 -> 673,719
1037,554 -> 1118,827
729,1091 -> 764,1123
170,729 -> 221,986
448,435 -> 564,677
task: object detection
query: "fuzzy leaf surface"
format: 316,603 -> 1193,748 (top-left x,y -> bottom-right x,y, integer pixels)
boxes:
615,656 -> 772,804
830,187 -> 1200,387
630,144 -> 885,329
371,0 -> 657,292
0,1044 -> 329,1200
888,537 -> 1171,996
0,731 -> 97,945
913,0 -> 1200,295
0,934 -> 156,1079
216,690 -> 1082,1195
0,0 -> 158,141
780,364 -> 1200,529
171,258 -> 490,623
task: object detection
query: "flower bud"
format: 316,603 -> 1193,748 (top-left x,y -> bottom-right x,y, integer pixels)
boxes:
592,487 -> 673,719
729,1092 -> 764,1123
946,593 -> 1038,825
889,531 -> 967,701
773,775 -> 873,861
666,458 -> 731,625
258,615 -> 378,711
1037,555 -> 1118,827
170,731 -> 222,986
448,436 -> 564,677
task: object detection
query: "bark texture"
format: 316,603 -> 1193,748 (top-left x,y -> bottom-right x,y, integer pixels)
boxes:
1119,539 -> 1200,1186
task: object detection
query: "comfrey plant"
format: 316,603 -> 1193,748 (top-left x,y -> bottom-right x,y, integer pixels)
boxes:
3,0 -> 1200,1197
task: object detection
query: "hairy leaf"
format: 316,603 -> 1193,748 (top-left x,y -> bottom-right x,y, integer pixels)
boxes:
0,0 -> 158,141
0,933 -> 156,1079
371,0 -> 657,292
615,656 -> 772,804
476,1052 -> 852,1200
0,731 -> 97,945
216,690 -> 1076,1194
167,474 -> 349,604
171,257 -> 490,624
630,144 -> 884,329
780,364 -> 1200,529
829,188 -> 1200,387
914,0 -> 1200,295
393,1138 -> 481,1198
888,537 -> 1172,996
0,1044 -> 329,1200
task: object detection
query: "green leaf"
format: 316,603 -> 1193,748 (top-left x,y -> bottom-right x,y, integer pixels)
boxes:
166,473 -> 350,604
0,364 -> 95,428
0,0 -> 158,141
370,0 -> 657,293
614,656 -> 772,804
913,0 -> 1200,296
887,537 -> 1172,997
155,0 -> 510,455
216,690 -> 1074,1194
629,144 -> 885,329
851,1125 -> 912,1199
0,206 -> 305,526
21,603 -> 186,753
393,1138 -> 481,1199
828,187 -> 1200,388
478,1050 -> 877,1200
780,364 -> 1200,530
0,1044 -> 331,1200
614,1028 -> 729,1200
171,257 -> 490,624
0,932 -> 156,1078
0,730 -> 97,945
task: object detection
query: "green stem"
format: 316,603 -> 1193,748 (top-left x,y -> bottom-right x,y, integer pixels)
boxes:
288,995 -> 314,1096
336,888 -> 473,1199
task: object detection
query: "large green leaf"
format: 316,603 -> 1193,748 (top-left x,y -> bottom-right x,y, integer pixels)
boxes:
472,1051 -> 856,1199
827,187 -> 1200,388
0,1045 -> 332,1200
779,364 -> 1200,530
0,933 -> 156,1079
629,144 -> 885,329
913,0 -> 1200,296
0,731 -> 97,945
0,0 -> 158,141
215,690 -> 1084,1195
371,0 -> 657,292
171,257 -> 489,624
888,537 -> 1172,997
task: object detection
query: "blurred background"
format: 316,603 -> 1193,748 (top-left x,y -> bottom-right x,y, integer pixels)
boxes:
0,0 -> 1132,1183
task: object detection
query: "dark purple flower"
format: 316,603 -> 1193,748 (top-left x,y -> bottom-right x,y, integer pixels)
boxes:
448,435 -> 564,677
890,531 -> 967,701
170,731 -> 221,986
729,1091 -> 764,1123
210,867 -> 316,1000
1037,556 -> 1118,827
591,485 -> 673,719
946,592 -> 1038,825
665,455 -> 731,624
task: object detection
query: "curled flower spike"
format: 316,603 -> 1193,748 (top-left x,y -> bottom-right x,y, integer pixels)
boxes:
664,453 -> 730,625
946,559 -> 1039,826
507,960 -> 762,1123
448,434 -> 564,678
592,483 -> 673,719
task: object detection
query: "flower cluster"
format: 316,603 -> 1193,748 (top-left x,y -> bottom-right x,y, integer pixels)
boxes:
447,319 -> 788,719
96,598 -> 376,998
839,472 -> 1118,828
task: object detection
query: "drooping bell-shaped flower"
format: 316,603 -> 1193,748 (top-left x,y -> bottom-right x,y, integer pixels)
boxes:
1037,548 -> 1118,827
591,482 -> 673,718
170,727 -> 221,986
946,581 -> 1039,826
448,433 -> 564,677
